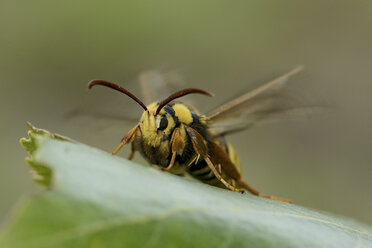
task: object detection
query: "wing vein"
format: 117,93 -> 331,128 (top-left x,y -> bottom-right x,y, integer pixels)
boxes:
207,66 -> 303,119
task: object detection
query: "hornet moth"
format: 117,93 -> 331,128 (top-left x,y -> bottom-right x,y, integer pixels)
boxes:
88,67 -> 305,203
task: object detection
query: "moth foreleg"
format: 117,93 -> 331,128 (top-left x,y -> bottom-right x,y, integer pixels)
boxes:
112,124 -> 139,155
162,128 -> 185,171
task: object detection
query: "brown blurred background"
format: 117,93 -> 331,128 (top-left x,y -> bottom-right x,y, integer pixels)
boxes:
1,1 -> 371,224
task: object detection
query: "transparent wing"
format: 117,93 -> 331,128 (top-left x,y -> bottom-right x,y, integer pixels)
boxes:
207,66 -> 319,135
139,69 -> 185,105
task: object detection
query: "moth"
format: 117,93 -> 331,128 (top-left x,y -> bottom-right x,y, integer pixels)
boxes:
88,67 -> 305,203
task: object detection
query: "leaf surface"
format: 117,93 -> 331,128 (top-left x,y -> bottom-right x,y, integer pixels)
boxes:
1,125 -> 372,248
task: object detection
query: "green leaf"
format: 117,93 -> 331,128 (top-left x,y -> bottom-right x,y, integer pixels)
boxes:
19,122 -> 73,187
1,125 -> 372,248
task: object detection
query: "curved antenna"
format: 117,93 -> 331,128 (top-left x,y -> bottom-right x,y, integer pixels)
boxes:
156,88 -> 213,115
88,80 -> 148,111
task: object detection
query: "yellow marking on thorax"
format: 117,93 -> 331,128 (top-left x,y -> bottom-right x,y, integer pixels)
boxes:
172,103 -> 193,124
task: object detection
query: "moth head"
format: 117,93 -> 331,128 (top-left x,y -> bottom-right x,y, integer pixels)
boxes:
131,102 -> 169,147
88,80 -> 212,147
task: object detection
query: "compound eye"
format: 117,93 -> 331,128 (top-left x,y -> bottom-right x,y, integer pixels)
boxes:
157,116 -> 168,130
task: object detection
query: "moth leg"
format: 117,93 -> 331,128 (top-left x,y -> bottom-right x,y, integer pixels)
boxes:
208,133 -> 292,203
128,142 -> 136,160
163,128 -> 185,171
238,178 -> 292,203
163,152 -> 176,171
186,155 -> 197,167
112,124 -> 139,155
184,126 -> 244,193
185,126 -> 291,201
204,157 -> 244,193
231,179 -> 236,187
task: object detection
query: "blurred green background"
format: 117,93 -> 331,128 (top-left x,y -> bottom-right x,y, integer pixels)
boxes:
1,0 -> 371,225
